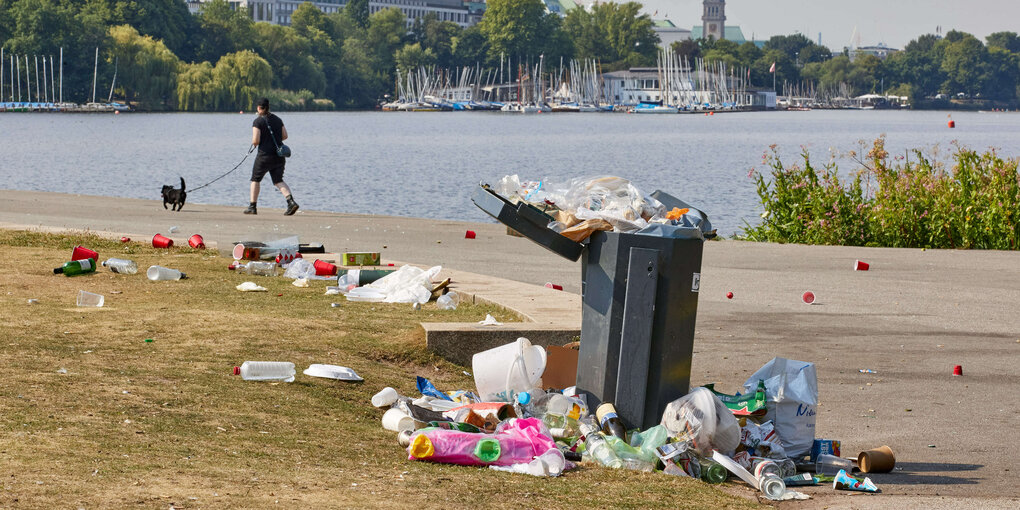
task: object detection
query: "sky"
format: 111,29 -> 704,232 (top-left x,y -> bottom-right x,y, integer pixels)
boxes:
635,0 -> 1020,50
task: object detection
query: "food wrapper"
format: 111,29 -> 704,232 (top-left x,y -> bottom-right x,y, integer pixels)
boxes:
834,469 -> 879,492
704,380 -> 768,418
559,218 -> 613,242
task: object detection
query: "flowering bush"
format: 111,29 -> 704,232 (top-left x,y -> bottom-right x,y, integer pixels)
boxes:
742,138 -> 1020,250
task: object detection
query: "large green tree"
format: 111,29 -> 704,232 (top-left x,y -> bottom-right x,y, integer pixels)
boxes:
108,24 -> 180,106
478,0 -> 549,60
194,0 -> 255,64
212,49 -> 272,111
254,23 -> 326,96
562,2 -> 657,69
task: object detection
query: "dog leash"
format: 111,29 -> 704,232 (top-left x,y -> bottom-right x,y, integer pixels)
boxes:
189,145 -> 256,194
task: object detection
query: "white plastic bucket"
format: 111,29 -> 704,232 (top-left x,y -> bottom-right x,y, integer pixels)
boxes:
472,337 -> 547,402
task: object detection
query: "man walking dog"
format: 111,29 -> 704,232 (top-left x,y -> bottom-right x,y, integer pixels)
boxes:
246,98 -> 299,215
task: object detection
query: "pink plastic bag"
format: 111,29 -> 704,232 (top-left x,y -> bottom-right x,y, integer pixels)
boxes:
408,418 -> 558,467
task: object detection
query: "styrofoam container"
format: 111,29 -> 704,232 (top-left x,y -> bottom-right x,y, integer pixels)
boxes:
303,364 -> 363,381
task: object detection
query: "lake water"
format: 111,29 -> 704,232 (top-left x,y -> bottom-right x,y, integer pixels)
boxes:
6,109 -> 1020,236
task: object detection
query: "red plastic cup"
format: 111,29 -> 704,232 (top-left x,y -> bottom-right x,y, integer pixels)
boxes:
854,260 -> 870,271
952,365 -> 963,376
313,259 -> 337,276
152,233 -> 173,249
802,291 -> 816,304
120,236 -> 131,243
465,230 -> 476,239
232,243 -> 245,260
71,246 -> 98,262
188,234 -> 206,250
545,282 -> 563,291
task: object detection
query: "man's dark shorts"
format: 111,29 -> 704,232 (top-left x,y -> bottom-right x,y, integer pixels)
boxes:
252,152 -> 285,184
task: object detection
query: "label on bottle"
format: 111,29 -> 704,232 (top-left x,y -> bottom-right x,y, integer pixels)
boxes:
595,403 -> 618,424
599,411 -> 619,426
78,259 -> 92,271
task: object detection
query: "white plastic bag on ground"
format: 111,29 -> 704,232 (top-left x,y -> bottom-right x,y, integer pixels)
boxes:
743,358 -> 818,458
660,387 -> 740,456
236,282 -> 267,292
365,265 -> 440,304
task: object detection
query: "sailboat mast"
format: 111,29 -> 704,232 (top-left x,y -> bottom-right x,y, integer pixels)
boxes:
91,47 -> 98,104
50,56 -> 55,103
108,56 -> 117,102
59,47 -> 63,104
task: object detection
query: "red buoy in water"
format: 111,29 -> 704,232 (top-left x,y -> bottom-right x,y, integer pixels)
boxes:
948,120 -> 956,128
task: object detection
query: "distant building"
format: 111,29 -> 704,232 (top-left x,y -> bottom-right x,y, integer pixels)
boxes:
849,43 -> 899,61
187,0 -> 481,29
652,19 -> 692,48
701,0 -> 725,41
543,0 -> 579,16
690,25 -> 747,45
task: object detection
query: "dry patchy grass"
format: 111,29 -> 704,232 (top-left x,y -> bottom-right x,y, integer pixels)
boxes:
0,229 -> 757,509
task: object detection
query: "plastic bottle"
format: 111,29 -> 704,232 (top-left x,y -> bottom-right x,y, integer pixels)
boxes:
541,413 -> 580,438
102,258 -> 138,274
579,417 -> 623,468
233,361 -> 295,382
147,265 -> 186,281
54,258 -> 96,276
242,261 -> 278,276
758,473 -> 787,500
700,458 -> 728,484
436,291 -> 460,310
595,402 -> 629,441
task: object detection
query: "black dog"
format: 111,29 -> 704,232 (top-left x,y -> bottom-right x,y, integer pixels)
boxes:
162,177 -> 187,211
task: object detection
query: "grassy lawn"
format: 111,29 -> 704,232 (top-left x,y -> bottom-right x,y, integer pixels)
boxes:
0,229 -> 757,509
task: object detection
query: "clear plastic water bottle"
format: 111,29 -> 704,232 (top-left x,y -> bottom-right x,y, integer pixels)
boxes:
436,291 -> 460,310
579,417 -> 623,468
242,261 -> 278,276
758,473 -> 787,500
233,361 -> 295,382
102,258 -> 138,274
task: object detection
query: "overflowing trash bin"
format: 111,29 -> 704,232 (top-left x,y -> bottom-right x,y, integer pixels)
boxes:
472,176 -> 716,429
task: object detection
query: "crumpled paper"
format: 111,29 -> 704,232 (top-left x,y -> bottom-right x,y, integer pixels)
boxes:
236,282 -> 267,292
292,278 -> 309,288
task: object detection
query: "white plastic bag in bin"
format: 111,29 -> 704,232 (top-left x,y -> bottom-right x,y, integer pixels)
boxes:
743,357 -> 818,457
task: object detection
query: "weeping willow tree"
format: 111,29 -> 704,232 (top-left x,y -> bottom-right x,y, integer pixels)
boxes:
176,61 -> 216,111
213,50 -> 272,111
108,25 -> 180,107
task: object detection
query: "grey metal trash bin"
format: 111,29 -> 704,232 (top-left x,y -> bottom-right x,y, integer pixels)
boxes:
472,185 -> 714,430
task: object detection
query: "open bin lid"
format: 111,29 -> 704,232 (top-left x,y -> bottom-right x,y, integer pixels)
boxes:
472,184 -> 584,262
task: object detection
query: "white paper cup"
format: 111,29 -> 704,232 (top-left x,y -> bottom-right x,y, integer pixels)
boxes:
76,290 -> 104,307
372,387 -> 399,408
381,408 -> 414,432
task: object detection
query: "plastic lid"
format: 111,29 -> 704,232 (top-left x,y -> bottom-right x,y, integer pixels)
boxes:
517,392 -> 532,405
233,366 -> 240,375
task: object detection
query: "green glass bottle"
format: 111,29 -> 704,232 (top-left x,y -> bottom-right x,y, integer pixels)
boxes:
700,458 -> 728,484
54,258 -> 96,276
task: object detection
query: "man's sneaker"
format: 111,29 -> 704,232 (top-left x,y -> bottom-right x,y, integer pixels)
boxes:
244,204 -> 257,215
285,199 -> 299,216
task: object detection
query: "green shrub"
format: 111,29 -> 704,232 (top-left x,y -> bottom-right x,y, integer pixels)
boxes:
742,138 -> 1020,250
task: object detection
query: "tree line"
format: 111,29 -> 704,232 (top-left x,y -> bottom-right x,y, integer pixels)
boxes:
3,0 -> 1019,110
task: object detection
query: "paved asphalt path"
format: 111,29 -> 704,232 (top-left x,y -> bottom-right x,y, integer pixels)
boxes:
2,189 -> 1018,508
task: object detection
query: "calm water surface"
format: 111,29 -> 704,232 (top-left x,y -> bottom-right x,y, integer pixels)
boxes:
5,110 -> 1020,236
